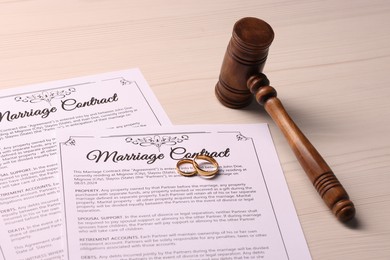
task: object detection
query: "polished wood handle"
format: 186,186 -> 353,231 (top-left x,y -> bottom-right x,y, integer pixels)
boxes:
248,74 -> 355,222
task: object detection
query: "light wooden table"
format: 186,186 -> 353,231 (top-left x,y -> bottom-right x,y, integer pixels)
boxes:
1,1 -> 389,259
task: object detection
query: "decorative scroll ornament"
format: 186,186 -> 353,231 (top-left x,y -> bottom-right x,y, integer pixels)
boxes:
125,135 -> 189,151
15,88 -> 76,106
236,133 -> 251,141
120,78 -> 134,86
64,137 -> 76,146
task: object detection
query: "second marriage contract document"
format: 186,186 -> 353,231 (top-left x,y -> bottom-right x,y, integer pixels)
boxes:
0,69 -> 170,260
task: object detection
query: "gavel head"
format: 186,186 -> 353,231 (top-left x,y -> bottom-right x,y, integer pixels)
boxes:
215,17 -> 274,108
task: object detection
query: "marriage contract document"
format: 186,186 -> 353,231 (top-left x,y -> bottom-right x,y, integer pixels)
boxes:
57,124 -> 312,260
0,69 -> 170,260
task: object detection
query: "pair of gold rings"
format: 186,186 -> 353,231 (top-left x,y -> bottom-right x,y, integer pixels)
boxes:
176,155 -> 219,178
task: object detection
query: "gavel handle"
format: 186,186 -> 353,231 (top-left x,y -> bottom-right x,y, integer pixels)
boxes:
248,75 -> 355,222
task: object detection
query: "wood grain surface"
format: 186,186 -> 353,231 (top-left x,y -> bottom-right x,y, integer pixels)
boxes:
1,1 -> 389,259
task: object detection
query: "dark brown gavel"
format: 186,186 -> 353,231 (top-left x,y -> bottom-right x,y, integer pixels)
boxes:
215,17 -> 355,222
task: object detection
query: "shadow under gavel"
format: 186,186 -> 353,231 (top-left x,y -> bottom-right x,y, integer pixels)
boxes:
215,17 -> 355,222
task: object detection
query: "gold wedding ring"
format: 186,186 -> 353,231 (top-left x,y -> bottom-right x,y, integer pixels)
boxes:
175,155 -> 220,178
192,155 -> 219,177
176,159 -> 197,177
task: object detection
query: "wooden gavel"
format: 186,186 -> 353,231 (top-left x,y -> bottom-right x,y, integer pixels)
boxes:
215,17 -> 355,222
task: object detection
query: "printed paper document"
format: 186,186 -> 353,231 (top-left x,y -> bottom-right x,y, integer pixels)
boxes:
0,69 -> 170,260
57,124 -> 311,260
